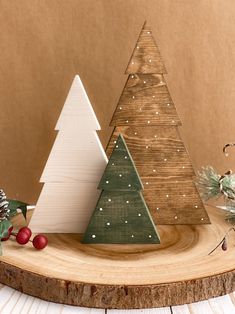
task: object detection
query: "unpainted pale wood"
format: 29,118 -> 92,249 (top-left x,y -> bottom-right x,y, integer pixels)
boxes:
110,74 -> 181,126
0,207 -> 234,309
28,183 -> 101,233
29,75 -> 108,233
125,22 -> 167,74
40,131 -> 107,183
56,75 -> 101,131
106,127 -> 210,224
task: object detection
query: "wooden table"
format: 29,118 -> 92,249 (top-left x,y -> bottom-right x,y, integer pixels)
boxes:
0,284 -> 235,314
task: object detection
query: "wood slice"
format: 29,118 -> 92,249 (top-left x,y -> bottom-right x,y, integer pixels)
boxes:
0,207 -> 234,309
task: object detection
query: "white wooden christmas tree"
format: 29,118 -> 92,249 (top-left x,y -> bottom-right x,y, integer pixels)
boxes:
29,75 -> 108,233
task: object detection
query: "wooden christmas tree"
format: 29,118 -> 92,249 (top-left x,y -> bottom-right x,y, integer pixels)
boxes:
29,75 -> 108,233
106,22 -> 210,225
82,134 -> 160,244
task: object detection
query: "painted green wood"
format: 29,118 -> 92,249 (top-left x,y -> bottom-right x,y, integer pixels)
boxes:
82,135 -> 160,244
82,190 -> 160,244
98,134 -> 143,191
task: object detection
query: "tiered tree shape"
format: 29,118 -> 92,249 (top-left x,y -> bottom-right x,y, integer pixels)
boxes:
29,75 -> 108,233
106,22 -> 210,225
82,135 -> 160,244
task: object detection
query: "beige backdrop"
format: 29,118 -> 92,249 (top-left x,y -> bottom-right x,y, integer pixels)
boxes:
0,0 -> 235,204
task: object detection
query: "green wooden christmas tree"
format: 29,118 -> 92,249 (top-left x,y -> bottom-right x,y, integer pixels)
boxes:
82,134 -> 160,244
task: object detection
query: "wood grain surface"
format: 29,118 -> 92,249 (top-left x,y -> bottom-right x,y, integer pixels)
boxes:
107,23 -> 210,225
107,127 -> 210,224
110,74 -> 181,126
0,207 -> 234,309
125,22 -> 167,74
29,76 -> 108,233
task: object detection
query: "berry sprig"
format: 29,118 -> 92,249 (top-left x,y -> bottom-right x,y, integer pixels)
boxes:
208,227 -> 235,255
1,226 -> 48,250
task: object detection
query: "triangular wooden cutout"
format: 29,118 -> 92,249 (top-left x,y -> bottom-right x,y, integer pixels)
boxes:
82,134 -> 160,244
125,22 -> 167,74
98,135 -> 143,191
56,75 -> 100,131
110,74 -> 181,126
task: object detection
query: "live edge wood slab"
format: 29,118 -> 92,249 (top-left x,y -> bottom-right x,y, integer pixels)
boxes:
0,207 -> 234,309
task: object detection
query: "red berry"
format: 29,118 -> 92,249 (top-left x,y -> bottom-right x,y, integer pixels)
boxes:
16,231 -> 30,245
32,234 -> 48,250
18,227 -> 32,238
1,226 -> 13,241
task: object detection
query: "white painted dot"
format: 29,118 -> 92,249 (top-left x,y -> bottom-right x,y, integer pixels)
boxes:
114,140 -> 116,143
139,108 -> 142,111
116,145 -> 119,148
146,182 -> 149,185
149,59 -> 152,63
92,235 -> 96,238
164,158 -> 167,162
137,46 -> 140,49
155,112 -> 159,115
128,184 -> 131,188
174,216 -> 178,219
183,194 -> 186,197
126,120 -> 129,123
106,181 -> 109,184
124,156 -> 128,159
172,120 -> 175,123
201,218 -> 204,221
147,121 -> 151,124
147,31 -> 150,34
119,107 -> 122,110
166,194 -> 169,198
132,96 -> 135,99
138,213 -> 141,216
126,200 -> 129,204
131,61 -> 134,64
167,103 -> 170,106
153,95 -> 155,98
134,132 -> 138,135
143,81 -> 146,84
119,174 -> 122,177
108,199 -> 112,202
131,235 -> 134,238
154,135 -> 157,138
107,222 -> 111,226
99,208 -> 103,211
125,220 -> 128,223
156,207 -> 159,210
195,205 -> 198,208
153,169 -> 156,172
149,235 -> 152,238
131,75 -> 135,78
182,166 -> 185,169
177,149 -> 180,152
112,163 -> 115,166
146,146 -> 149,149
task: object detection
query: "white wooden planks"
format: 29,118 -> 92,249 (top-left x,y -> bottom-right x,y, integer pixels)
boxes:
108,308 -> 171,314
0,285 -> 235,313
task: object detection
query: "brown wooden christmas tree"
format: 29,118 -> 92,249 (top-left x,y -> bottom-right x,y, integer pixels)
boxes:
106,22 -> 210,225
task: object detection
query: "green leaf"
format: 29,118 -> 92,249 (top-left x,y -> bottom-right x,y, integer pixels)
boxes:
0,219 -> 12,239
7,199 -> 28,220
